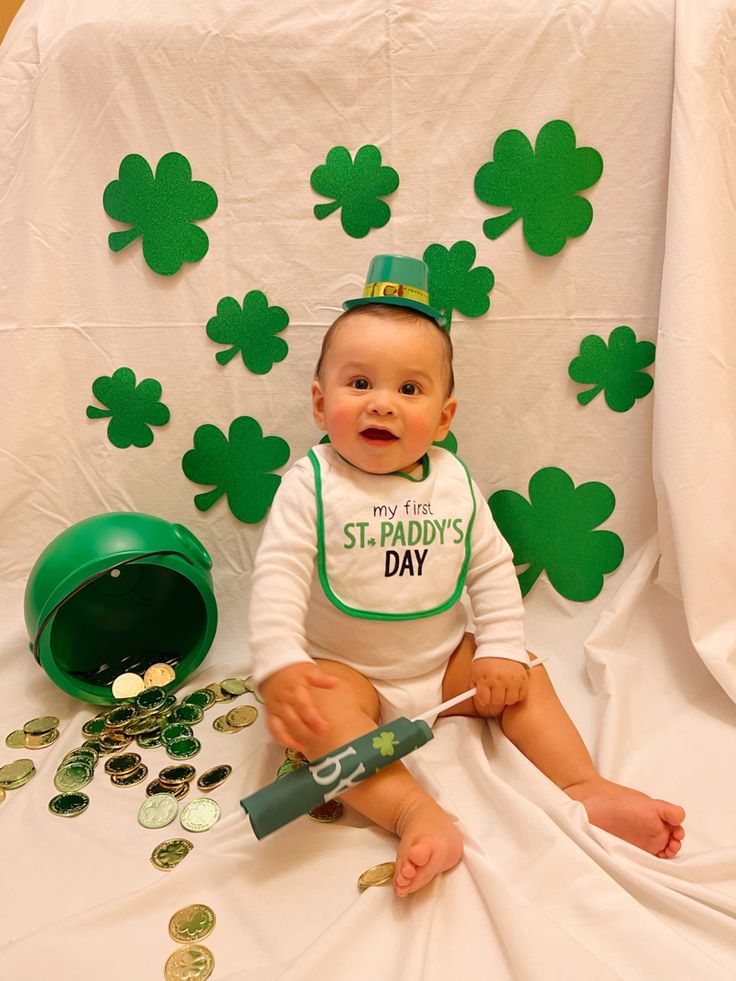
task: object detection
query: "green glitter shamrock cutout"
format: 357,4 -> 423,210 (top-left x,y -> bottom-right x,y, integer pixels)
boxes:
206,290 -> 289,375
489,467 -> 623,601
86,367 -> 170,448
310,144 -> 399,238
423,241 -> 495,331
372,730 -> 399,757
474,120 -> 603,257
181,415 -> 290,523
569,325 -> 655,412
103,152 -> 218,275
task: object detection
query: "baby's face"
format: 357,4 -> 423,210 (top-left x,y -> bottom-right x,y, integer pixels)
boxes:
312,311 -> 457,474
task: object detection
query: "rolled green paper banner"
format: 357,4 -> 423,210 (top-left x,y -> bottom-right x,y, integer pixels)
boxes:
241,716 -> 433,839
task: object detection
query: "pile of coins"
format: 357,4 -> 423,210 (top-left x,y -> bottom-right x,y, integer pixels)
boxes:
0,758 -> 37,805
276,748 -> 345,824
5,715 -> 60,751
164,903 -> 216,980
49,744 -> 100,817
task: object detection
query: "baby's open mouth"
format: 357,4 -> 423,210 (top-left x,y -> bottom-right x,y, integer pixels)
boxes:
360,428 -> 398,442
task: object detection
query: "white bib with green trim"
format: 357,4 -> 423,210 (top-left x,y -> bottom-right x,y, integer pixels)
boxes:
307,444 -> 477,620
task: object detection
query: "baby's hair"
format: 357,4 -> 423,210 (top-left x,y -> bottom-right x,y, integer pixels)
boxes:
315,305 -> 455,396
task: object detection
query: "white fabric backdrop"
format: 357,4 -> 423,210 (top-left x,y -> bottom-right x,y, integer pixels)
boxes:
1,1 -> 734,979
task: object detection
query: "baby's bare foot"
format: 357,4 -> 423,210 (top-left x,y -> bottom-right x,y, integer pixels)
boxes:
564,776 -> 686,858
393,801 -> 464,897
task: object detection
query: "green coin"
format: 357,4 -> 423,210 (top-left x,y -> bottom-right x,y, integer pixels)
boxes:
81,717 -> 107,737
183,689 -> 216,710
63,747 -> 100,767
150,837 -> 193,871
159,763 -> 196,784
146,778 -> 189,800
135,686 -> 167,713
23,715 -> 60,735
162,694 -> 177,711
54,761 -> 94,793
220,678 -> 247,696
110,763 -> 148,787
277,759 -> 307,779
104,752 -> 142,775
124,716 -> 163,736
137,732 -> 163,749
169,704 -> 204,725
105,705 -> 138,728
138,793 -> 179,829
5,730 -> 27,749
161,723 -> 193,745
196,764 -> 232,791
308,798 -> 344,823
49,792 -> 89,817
166,736 -> 201,760
0,758 -> 35,787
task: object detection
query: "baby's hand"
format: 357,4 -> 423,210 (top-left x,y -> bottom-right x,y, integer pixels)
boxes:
259,662 -> 338,753
472,656 -> 530,709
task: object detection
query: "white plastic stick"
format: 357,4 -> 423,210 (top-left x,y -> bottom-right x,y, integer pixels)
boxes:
413,687 -> 477,724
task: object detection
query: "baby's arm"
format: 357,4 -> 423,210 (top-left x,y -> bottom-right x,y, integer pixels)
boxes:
248,461 -> 337,749
464,478 -> 530,708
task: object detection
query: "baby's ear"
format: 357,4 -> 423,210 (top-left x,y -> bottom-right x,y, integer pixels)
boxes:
435,396 -> 458,440
311,380 -> 326,429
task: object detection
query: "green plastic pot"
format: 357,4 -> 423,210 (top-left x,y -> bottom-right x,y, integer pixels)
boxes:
24,513 -> 218,705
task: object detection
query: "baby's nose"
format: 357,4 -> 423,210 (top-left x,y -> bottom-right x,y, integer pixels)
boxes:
368,391 -> 396,415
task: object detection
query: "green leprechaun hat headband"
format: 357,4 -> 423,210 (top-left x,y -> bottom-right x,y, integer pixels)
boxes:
342,254 -> 447,328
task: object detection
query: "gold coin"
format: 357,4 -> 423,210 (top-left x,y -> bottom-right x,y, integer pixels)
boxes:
0,758 -> 35,787
151,838 -> 193,871
220,677 -> 247,696
164,944 -> 214,981
24,729 -> 60,749
358,861 -> 396,891
5,729 -> 26,749
285,748 -> 308,763
104,752 -> 143,776
212,715 -> 239,733
224,705 -> 258,729
111,672 -> 145,699
0,787 -> 5,803
168,903 -> 216,943
180,798 -> 220,833
23,716 -> 59,735
206,682 -> 236,703
143,662 -> 176,687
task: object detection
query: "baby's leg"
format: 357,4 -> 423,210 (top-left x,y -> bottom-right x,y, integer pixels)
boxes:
440,635 -> 686,858
301,659 -> 463,897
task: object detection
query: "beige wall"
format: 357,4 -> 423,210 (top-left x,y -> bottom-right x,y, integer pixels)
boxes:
1,0 -> 25,43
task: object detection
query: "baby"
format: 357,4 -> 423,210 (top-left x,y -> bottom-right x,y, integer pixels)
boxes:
249,254 -> 685,897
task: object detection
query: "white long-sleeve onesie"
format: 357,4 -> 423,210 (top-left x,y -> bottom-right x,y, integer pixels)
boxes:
249,446 -> 529,719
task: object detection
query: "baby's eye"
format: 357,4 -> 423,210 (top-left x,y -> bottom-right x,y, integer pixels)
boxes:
400,383 -> 419,395
351,378 -> 371,390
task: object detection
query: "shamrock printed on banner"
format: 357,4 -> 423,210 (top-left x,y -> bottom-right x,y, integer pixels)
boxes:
474,120 -> 603,257
310,144 -> 399,238
86,367 -> 170,448
423,241 -> 495,332
488,467 -> 623,601
182,415 -> 290,523
103,152 -> 218,275
372,731 -> 400,757
206,290 -> 289,374
568,325 -> 655,412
